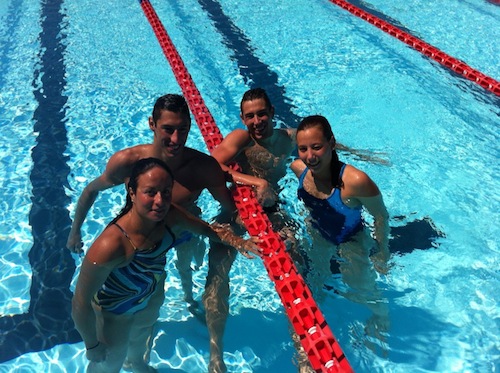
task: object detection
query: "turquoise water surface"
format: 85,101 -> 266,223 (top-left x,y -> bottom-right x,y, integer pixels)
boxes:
0,0 -> 498,372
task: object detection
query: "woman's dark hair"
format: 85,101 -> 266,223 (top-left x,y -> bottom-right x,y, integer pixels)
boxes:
152,94 -> 191,123
240,88 -> 272,112
109,158 -> 174,225
297,115 -> 343,189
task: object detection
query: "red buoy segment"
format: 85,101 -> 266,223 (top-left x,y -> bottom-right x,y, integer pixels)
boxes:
328,0 -> 500,96
139,0 -> 353,371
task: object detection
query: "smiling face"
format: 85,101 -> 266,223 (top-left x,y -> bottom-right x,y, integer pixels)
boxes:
296,125 -> 334,175
130,165 -> 173,222
240,98 -> 275,140
149,109 -> 191,158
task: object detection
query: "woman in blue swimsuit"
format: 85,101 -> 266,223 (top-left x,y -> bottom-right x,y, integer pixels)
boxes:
291,115 -> 390,353
72,158 -> 260,373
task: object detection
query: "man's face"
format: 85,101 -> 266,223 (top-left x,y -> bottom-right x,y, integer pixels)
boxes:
150,110 -> 191,158
240,98 -> 274,140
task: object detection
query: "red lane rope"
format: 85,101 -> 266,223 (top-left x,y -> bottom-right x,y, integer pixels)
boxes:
328,0 -> 500,97
138,1 -> 353,372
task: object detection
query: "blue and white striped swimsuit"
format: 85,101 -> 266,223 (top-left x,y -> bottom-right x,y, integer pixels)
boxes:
93,223 -> 175,315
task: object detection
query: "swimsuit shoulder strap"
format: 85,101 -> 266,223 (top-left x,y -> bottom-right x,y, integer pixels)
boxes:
113,222 -> 138,251
163,224 -> 176,249
298,166 -> 309,187
339,162 -> 347,178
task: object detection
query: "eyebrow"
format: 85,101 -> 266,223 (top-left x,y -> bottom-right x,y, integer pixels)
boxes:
159,123 -> 189,128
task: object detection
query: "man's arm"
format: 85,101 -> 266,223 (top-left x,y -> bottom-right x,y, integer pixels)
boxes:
212,129 -> 265,186
167,204 -> 261,258
212,129 -> 274,206
67,150 -> 132,253
290,159 -> 306,178
66,176 -> 116,252
211,129 -> 248,165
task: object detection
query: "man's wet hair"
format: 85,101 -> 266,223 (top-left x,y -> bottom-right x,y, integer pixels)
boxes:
240,88 -> 272,112
152,94 -> 190,122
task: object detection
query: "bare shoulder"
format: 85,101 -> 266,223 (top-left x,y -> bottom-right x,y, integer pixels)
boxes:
343,164 -> 370,184
225,128 -> 251,144
183,147 -> 220,169
284,127 -> 297,140
105,145 -> 152,181
109,145 -> 151,165
290,158 -> 306,177
221,129 -> 252,151
85,225 -> 128,268
343,164 -> 379,196
211,129 -> 252,164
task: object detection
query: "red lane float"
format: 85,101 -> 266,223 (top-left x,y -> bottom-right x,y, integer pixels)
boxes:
328,0 -> 500,97
138,0 -> 353,372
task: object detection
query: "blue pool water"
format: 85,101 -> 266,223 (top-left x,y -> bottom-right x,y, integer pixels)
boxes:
0,0 -> 499,372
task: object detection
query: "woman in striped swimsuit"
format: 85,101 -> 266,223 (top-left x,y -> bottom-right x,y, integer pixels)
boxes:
72,158 -> 260,373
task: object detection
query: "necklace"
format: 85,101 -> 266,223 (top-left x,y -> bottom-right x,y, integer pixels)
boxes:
123,213 -> 161,250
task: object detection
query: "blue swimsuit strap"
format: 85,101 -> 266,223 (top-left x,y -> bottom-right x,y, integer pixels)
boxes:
299,162 -> 346,191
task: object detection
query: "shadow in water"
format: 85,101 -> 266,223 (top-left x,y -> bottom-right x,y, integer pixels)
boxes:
320,286 -> 460,372
330,216 -> 445,274
389,216 -> 445,253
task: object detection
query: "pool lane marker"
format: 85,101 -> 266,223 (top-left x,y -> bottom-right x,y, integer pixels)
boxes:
0,0 -> 82,363
328,0 -> 500,97
138,1 -> 353,372
195,0 -> 302,129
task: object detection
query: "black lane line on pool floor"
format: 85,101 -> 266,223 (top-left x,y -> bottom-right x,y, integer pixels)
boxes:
0,0 -> 81,363
196,0 -> 302,129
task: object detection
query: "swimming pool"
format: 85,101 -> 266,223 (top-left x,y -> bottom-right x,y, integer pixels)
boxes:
0,0 -> 498,371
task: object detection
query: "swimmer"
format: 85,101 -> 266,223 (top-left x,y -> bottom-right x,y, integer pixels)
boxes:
212,88 -> 307,371
212,88 -> 296,209
213,89 -> 389,371
291,115 -> 390,360
66,94 -> 242,370
71,158 -> 261,373
67,95 -> 235,314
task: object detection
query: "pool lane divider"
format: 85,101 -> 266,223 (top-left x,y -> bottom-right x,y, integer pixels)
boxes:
138,1 -> 353,372
328,0 -> 500,97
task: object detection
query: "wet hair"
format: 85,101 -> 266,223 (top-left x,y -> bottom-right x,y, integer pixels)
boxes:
152,94 -> 191,123
240,88 -> 272,112
297,115 -> 343,189
109,158 -> 174,225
